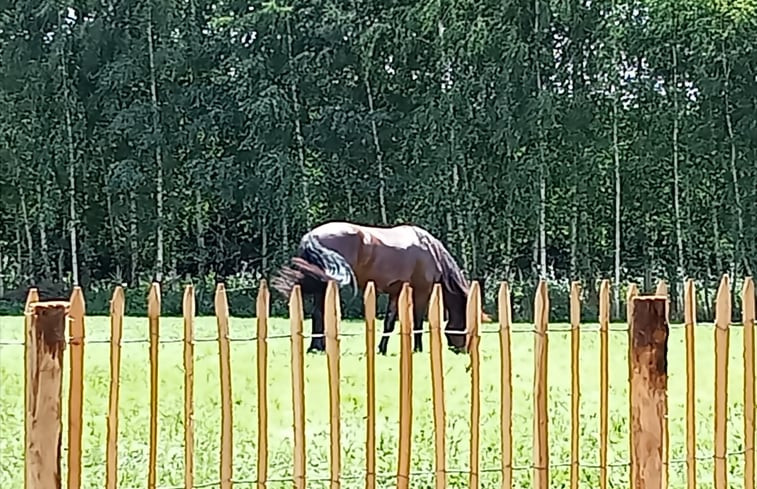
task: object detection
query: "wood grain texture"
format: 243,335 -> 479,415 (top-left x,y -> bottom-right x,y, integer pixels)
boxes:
714,275 -> 730,489
216,283 -> 233,489
684,279 -> 696,489
532,280 -> 549,489
467,281 -> 481,489
256,281 -> 270,489
396,283 -> 413,489
325,281 -> 342,489
183,285 -> 195,489
626,283 -> 640,485
147,283 -> 160,489
499,283 -> 512,489
569,281 -> 581,489
599,280 -> 609,489
429,284 -> 446,489
742,277 -> 755,489
363,282 -> 376,489
67,288 -> 85,489
655,280 -> 670,489
630,297 -> 668,489
24,287 -> 39,489
290,285 -> 306,489
27,302 -> 68,489
106,287 -> 125,489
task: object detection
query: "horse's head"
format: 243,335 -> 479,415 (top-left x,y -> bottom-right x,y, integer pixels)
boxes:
443,290 -> 469,353
442,293 -> 494,354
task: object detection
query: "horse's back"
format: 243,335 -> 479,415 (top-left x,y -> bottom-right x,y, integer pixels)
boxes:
305,221 -> 442,293
309,221 -> 423,250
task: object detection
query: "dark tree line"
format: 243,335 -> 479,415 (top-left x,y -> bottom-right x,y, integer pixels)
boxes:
0,0 -> 755,320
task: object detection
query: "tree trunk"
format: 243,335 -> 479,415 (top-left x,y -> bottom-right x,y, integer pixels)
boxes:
129,195 -> 139,285
505,217 -> 513,281
261,210 -> 268,274
15,224 -> 22,278
285,17 -> 312,227
534,0 -> 547,280
18,184 -> 34,277
0,248 -> 4,297
721,40 -> 751,276
59,10 -> 79,286
195,188 -> 205,275
712,197 -> 722,274
364,76 -> 388,225
37,180 -> 50,279
105,188 -> 121,279
613,86 -> 622,318
671,42 -> 686,318
147,12 -> 164,283
281,212 -> 290,253
570,192 -> 578,280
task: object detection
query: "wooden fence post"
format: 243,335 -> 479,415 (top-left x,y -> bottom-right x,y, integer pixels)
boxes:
532,280 -> 549,489
630,296 -> 668,489
26,301 -> 68,489
67,287 -> 85,489
325,280 -> 342,489
290,285 -> 306,489
743,277 -> 755,489
106,287 -> 125,489
24,287 -> 39,489
364,282 -> 377,489
599,280 -> 610,489
499,282 -> 513,489
182,285 -> 195,489
569,281 -> 581,489
467,281 -> 481,489
257,281 -> 270,489
216,283 -> 233,489
397,283 -> 413,489
429,283 -> 446,489
714,275 -> 730,489
147,283 -> 161,489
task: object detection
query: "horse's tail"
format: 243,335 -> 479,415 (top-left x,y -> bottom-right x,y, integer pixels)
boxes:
300,234 -> 357,291
272,233 -> 358,298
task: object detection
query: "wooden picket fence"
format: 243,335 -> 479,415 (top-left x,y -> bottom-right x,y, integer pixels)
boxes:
21,275 -> 755,489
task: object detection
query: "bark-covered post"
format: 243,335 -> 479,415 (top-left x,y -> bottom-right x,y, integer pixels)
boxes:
630,296 -> 668,489
26,301 -> 68,489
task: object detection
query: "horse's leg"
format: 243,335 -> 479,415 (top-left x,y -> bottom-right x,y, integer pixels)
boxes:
377,294 -> 398,355
307,289 -> 326,353
412,289 -> 430,353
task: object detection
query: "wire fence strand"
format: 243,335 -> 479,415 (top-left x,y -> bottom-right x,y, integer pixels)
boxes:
134,450 -> 749,489
0,319 -> 746,347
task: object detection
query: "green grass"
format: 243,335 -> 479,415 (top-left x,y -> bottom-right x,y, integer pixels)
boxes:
0,315 -> 750,488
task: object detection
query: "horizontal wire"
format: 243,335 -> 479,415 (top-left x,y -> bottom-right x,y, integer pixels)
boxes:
0,320 -> 745,347
141,450 -> 749,489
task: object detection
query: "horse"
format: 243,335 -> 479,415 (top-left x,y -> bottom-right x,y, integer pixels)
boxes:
271,220 -> 490,355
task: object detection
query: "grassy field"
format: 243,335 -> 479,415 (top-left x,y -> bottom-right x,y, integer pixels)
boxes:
0,314 -> 751,489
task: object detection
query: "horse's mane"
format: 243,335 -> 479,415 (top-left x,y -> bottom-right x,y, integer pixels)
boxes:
411,226 -> 469,298
411,225 -> 493,323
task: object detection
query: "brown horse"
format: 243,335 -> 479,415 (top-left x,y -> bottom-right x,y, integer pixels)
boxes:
271,221 -> 489,355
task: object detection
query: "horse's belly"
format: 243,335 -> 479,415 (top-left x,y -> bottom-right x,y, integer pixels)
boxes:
361,251 -> 435,294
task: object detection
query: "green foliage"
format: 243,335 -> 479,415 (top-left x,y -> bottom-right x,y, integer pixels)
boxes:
0,0 -> 755,322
